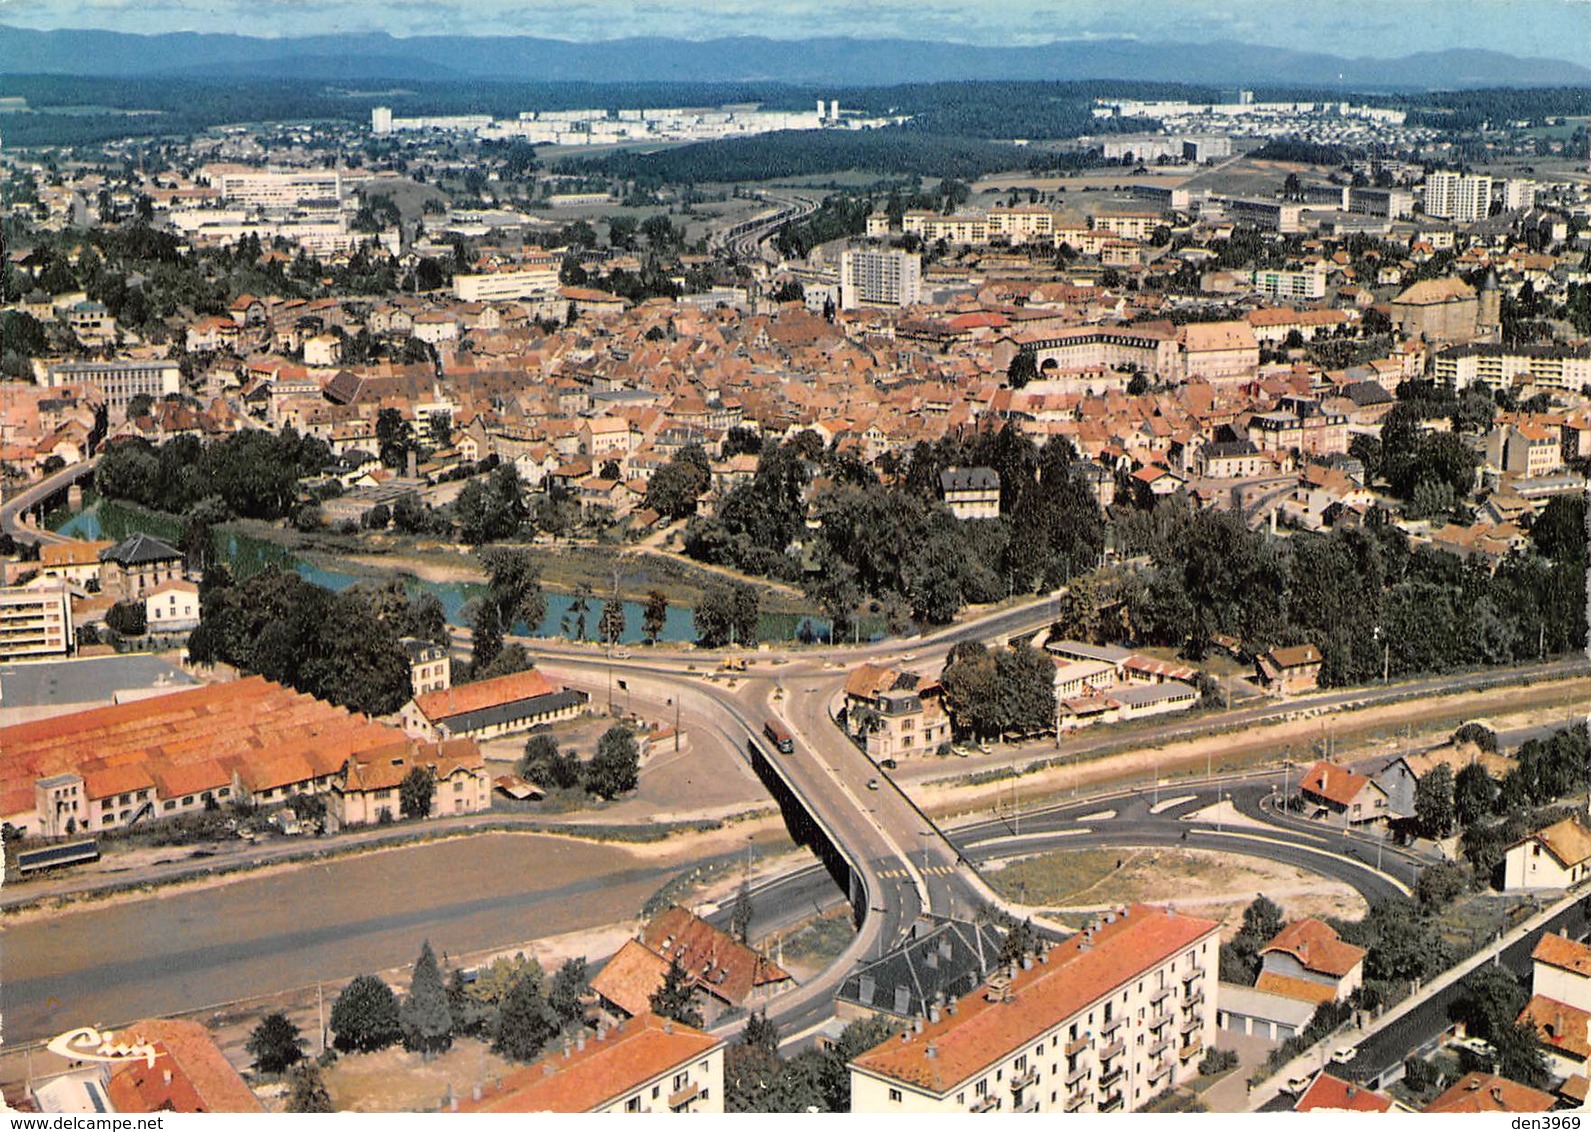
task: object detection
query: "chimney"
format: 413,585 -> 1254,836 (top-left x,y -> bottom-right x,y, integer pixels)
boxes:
1022,953 -> 1034,971
1492,1087 -> 1504,1104
929,1002 -> 942,1024
163,1070 -> 173,1087
449,1096 -> 458,1112
664,1020 -> 673,1035
925,1041 -> 938,1060
1346,1086 -> 1357,1099
947,996 -> 959,1015
472,1085 -> 483,1103
596,1022 -> 608,1042
577,1033 -> 586,1052
563,1038 -> 572,1059
914,1017 -> 923,1034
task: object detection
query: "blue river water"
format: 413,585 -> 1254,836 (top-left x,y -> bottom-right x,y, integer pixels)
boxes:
55,505 -> 828,644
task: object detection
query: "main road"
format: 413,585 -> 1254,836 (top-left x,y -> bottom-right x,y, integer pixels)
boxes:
0,457 -> 99,547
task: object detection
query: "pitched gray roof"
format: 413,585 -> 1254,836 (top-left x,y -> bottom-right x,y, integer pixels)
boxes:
101,531 -> 182,566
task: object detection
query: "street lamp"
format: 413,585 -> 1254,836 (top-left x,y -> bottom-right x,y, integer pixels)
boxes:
667,697 -> 680,752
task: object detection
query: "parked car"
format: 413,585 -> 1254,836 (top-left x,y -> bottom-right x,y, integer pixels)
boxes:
1284,1075 -> 1313,1096
1331,1046 -> 1358,1065
866,779 -> 880,791
879,758 -> 898,770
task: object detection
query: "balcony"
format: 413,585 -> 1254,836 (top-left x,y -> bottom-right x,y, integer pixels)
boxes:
1181,966 -> 1204,985
1065,1093 -> 1089,1113
1010,1069 -> 1039,1092
1149,1011 -> 1174,1032
968,1095 -> 1001,1113
1150,985 -> 1174,1006
668,1083 -> 701,1111
1065,1036 -> 1090,1057
1099,1066 -> 1125,1089
1148,1059 -> 1173,1084
1148,1037 -> 1173,1058
1066,1064 -> 1090,1087
1181,1016 -> 1202,1038
1101,1092 -> 1125,1113
1014,1098 -> 1040,1113
1100,1016 -> 1124,1037
1179,1039 -> 1204,1062
1099,1039 -> 1126,1062
1182,990 -> 1205,1011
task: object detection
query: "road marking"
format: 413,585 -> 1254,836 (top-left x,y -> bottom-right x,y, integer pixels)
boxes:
1148,795 -> 1198,815
1077,809 -> 1117,821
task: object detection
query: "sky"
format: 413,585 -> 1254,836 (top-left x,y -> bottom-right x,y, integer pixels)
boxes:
0,0 -> 1588,62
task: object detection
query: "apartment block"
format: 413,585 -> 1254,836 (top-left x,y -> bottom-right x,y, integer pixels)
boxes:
1422,171 -> 1492,224
840,248 -> 923,310
205,166 -> 343,209
454,264 -> 561,302
0,578 -> 76,661
456,1013 -> 724,1113
45,359 -> 181,422
1252,267 -> 1327,300
850,904 -> 1219,1113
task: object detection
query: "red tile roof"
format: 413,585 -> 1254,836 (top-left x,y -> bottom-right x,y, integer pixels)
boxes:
1294,1072 -> 1394,1112
0,676 -> 412,812
1531,932 -> 1591,977
455,1013 -> 720,1112
590,939 -> 672,1017
851,904 -> 1218,1094
1261,919 -> 1366,979
412,669 -> 558,723
639,906 -> 791,1005
1519,994 -> 1591,1060
104,1019 -> 263,1113
1299,761 -> 1373,808
1425,1072 -> 1556,1114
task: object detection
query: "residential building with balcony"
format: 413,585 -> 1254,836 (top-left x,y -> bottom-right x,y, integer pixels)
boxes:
848,904 -> 1219,1113
0,577 -> 76,660
454,1012 -> 724,1113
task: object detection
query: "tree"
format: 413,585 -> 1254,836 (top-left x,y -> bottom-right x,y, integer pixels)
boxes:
470,599 -> 503,673
548,957 -> 589,1026
330,974 -> 401,1052
650,955 -> 703,1028
1414,764 -> 1457,840
1454,763 -> 1497,828
598,594 -> 627,647
399,765 -> 436,821
1007,351 -> 1038,389
246,1012 -> 305,1074
742,1012 -> 780,1057
997,917 -> 1038,966
286,1064 -> 334,1113
642,589 -> 669,644
646,451 -> 711,519
492,973 -> 560,1062
106,600 -> 147,637
401,940 -> 454,1057
585,725 -> 640,797
731,880 -> 754,944
520,733 -> 581,790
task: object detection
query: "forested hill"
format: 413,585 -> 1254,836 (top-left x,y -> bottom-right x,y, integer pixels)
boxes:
2,25 -> 1588,88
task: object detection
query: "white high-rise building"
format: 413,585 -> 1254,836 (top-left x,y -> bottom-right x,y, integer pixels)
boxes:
372,106 -> 393,135
1422,171 -> 1493,224
840,248 -> 922,310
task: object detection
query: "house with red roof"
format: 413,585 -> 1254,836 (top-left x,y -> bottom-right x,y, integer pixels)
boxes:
333,737 -> 489,829
1424,1072 -> 1557,1114
1298,761 -> 1390,828
1503,816 -> 1591,892
1293,1072 -> 1398,1112
28,1019 -> 262,1114
400,668 -> 589,742
1258,918 -> 1366,1002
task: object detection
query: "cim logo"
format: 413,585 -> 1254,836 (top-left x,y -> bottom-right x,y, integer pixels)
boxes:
45,1026 -> 162,1068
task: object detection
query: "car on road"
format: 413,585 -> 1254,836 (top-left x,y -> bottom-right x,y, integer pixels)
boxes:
1283,1075 -> 1313,1096
866,778 -> 880,791
879,758 -> 898,770
1331,1046 -> 1358,1065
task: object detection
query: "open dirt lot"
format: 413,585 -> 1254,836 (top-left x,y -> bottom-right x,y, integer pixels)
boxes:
984,846 -> 1367,933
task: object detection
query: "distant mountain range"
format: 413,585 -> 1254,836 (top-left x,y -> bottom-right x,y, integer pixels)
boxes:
1,26 -> 1587,89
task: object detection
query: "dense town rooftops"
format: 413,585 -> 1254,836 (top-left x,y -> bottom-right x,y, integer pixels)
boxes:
411,668 -> 559,723
1424,1071 -> 1556,1114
